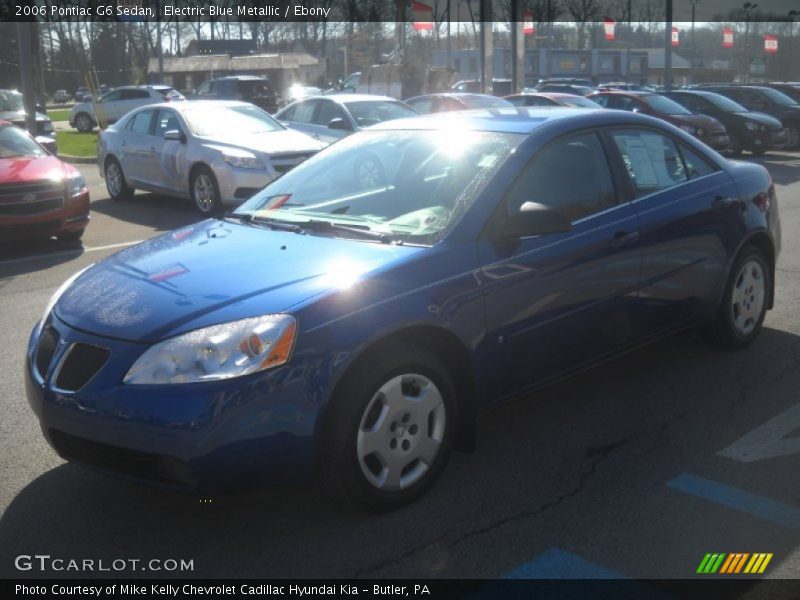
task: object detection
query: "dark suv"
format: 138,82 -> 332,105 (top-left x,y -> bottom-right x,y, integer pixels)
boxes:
193,76 -> 278,113
699,85 -> 800,148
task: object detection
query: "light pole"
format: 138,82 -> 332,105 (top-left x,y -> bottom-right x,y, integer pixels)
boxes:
691,0 -> 700,69
743,2 -> 758,83
789,10 -> 799,80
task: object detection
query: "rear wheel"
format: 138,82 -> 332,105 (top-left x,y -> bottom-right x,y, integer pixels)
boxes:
190,166 -> 222,215
704,246 -> 770,350
319,342 -> 456,512
74,113 -> 95,133
105,158 -> 133,201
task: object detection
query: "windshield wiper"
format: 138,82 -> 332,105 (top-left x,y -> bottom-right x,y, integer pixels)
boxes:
298,219 -> 393,243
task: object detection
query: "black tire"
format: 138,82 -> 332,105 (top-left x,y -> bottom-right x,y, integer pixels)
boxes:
74,113 -> 95,133
785,126 -> 799,150
704,246 -> 770,351
353,152 -> 386,191
190,166 -> 222,215
105,158 -> 133,201
751,147 -> 767,157
319,341 -> 457,512
57,229 -> 84,243
727,135 -> 743,157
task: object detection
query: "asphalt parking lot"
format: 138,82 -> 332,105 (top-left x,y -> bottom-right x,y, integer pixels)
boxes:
1,152 -> 799,583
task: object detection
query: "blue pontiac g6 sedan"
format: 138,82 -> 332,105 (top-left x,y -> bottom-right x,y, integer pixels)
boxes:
26,108 -> 780,511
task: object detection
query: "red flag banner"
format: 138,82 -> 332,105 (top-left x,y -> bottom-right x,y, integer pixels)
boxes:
764,34 -> 778,54
412,1 -> 433,31
603,18 -> 615,41
671,27 -> 680,47
722,27 -> 734,48
524,10 -> 535,36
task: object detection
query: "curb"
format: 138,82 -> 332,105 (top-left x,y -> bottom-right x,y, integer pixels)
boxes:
59,154 -> 97,165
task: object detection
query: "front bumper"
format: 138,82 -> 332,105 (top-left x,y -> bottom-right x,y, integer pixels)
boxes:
211,163 -> 275,206
0,191 -> 89,237
702,131 -> 730,151
26,316 -> 321,491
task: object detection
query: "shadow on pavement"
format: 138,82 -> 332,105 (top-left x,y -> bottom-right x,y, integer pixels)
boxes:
90,193 -> 203,232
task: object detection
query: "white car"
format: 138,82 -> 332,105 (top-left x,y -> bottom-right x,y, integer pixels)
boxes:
97,100 -> 326,214
70,86 -> 185,132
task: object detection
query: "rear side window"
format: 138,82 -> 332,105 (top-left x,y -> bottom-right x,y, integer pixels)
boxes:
611,129 -> 688,197
121,89 -> 150,100
677,143 -> 717,179
506,132 -> 617,222
406,97 -> 433,113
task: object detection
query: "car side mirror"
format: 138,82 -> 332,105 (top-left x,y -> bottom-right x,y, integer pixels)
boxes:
498,202 -> 572,238
327,118 -> 352,131
164,129 -> 186,143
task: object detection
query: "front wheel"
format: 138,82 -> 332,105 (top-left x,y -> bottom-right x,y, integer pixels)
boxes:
74,113 -> 95,133
319,342 -> 456,512
57,229 -> 84,243
727,135 -> 743,157
704,246 -> 770,350
785,126 -> 799,149
190,167 -> 222,215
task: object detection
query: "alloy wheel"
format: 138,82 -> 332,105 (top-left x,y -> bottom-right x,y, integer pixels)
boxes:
106,162 -> 121,197
193,174 -> 217,213
785,127 -> 799,149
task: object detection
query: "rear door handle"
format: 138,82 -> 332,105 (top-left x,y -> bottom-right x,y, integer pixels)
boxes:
611,231 -> 639,248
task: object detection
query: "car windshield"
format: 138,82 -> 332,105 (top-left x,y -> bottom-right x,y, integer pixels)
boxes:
757,87 -> 798,107
345,101 -> 417,128
0,91 -> 24,112
560,96 -> 601,108
461,96 -> 514,109
642,94 -> 691,115
0,124 -> 46,158
701,93 -> 748,113
182,104 -> 284,136
234,129 -> 522,245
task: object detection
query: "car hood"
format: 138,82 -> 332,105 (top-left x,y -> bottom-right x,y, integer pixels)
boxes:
0,155 -> 67,184
198,129 -> 325,155
738,111 -> 783,129
675,113 -> 724,131
55,219 -> 423,343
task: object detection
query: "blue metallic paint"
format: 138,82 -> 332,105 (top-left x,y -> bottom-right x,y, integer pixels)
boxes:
25,108 -> 780,491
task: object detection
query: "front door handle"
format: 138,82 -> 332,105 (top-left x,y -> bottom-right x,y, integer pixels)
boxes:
712,195 -> 736,210
611,231 -> 639,248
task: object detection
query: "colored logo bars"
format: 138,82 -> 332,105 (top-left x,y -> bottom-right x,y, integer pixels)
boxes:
696,553 -> 773,574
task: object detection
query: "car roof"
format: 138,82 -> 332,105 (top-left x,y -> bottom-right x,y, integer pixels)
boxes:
407,93 -> 500,100
590,90 -> 652,96
131,100 -> 254,113
319,94 -> 397,103
214,75 -> 267,81
368,106 -> 661,134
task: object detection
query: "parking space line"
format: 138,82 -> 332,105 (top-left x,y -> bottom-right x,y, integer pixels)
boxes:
502,548 -> 626,579
0,240 -> 142,267
667,473 -> 800,530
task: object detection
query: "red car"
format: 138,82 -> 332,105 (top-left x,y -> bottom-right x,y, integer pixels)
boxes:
0,120 -> 89,242
588,91 -> 730,152
504,92 -> 603,109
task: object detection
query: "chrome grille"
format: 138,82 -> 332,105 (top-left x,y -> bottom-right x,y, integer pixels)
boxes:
0,180 -> 64,216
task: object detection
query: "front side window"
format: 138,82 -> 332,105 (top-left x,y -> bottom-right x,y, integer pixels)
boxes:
506,132 -> 617,222
286,100 -> 317,123
611,129 -> 689,197
345,101 -> 417,127
155,110 -> 182,137
678,143 -> 717,179
314,101 -> 347,126
234,129 -> 522,245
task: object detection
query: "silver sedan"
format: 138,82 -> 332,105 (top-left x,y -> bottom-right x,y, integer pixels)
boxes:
98,101 -> 325,214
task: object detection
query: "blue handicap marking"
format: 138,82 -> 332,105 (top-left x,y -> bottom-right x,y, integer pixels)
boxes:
504,548 -> 625,579
667,473 -> 800,530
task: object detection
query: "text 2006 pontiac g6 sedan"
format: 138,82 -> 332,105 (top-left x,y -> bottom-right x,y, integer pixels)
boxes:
27,108 -> 780,511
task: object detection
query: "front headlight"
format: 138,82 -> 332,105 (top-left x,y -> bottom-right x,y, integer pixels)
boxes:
221,149 -> 264,170
37,264 -> 93,335
41,121 -> 54,133
65,171 -> 86,197
679,124 -> 697,135
744,121 -> 757,131
123,314 -> 297,385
